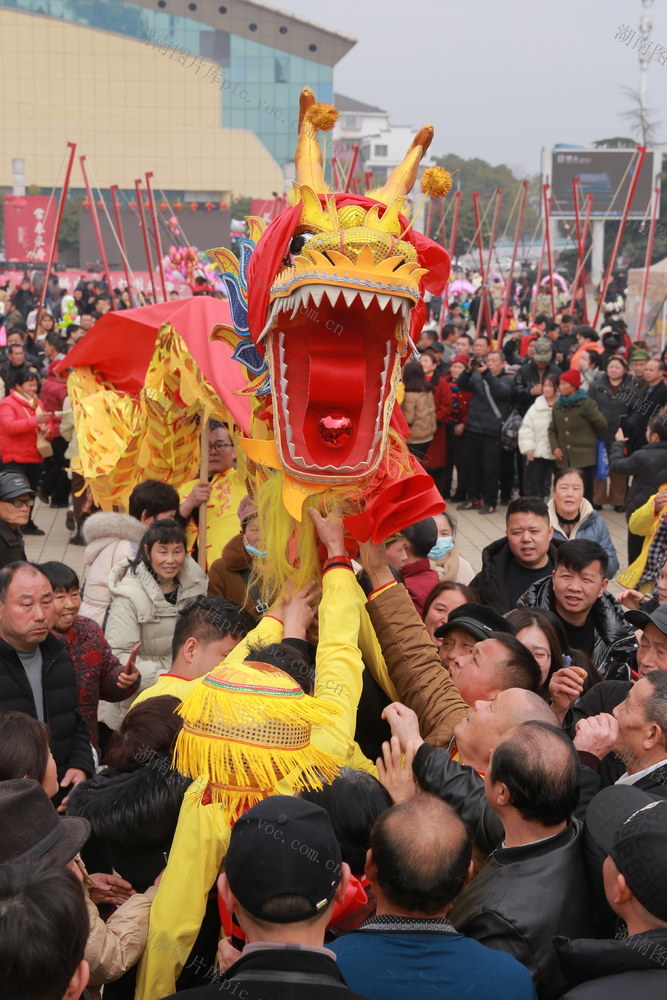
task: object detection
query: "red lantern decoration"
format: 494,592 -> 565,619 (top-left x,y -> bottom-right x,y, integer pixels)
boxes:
97,200 -> 105,210
173,201 -> 183,212
189,202 -> 199,212
159,201 -> 169,212
143,200 -> 150,210
82,199 -> 91,210
128,200 -> 137,211
219,201 -> 229,211
204,201 -> 214,212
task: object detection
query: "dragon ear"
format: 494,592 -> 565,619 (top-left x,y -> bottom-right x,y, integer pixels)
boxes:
376,125 -> 434,205
294,87 -> 325,193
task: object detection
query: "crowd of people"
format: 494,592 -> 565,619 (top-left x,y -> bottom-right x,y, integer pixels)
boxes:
1,269 -> 667,1000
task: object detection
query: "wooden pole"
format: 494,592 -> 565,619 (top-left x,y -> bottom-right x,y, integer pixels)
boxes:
36,141 -> 77,327
448,189 -> 461,262
145,171 -> 167,302
197,417 -> 209,570
637,186 -> 661,338
80,156 -> 115,308
134,179 -> 157,301
110,185 -> 134,307
594,145 -> 647,328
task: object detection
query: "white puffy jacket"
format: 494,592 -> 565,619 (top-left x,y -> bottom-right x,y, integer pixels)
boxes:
103,556 -> 207,729
79,513 -> 146,627
517,395 -> 556,461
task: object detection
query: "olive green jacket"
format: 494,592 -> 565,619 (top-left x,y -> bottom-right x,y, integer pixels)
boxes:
548,395 -> 607,469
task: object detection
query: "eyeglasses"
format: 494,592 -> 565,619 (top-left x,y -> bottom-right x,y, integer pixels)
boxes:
2,498 -> 35,508
209,441 -> 235,452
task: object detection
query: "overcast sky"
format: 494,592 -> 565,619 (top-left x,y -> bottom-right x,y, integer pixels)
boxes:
282,0 -> 667,177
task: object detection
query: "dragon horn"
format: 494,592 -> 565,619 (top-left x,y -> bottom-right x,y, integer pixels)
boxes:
295,87 -> 325,192
376,125 -> 434,204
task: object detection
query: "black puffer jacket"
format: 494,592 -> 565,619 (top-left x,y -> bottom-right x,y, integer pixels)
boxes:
517,577 -> 638,680
469,535 -> 562,614
554,929 -> 667,999
0,633 -> 94,779
457,368 -> 513,437
587,372 -> 634,448
512,359 -> 562,414
608,439 -> 667,518
68,763 -> 190,892
0,519 -> 26,570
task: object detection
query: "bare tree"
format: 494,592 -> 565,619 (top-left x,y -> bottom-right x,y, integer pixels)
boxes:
619,85 -> 660,145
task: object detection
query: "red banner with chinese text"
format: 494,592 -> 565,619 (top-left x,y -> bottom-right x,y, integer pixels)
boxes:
3,195 -> 58,263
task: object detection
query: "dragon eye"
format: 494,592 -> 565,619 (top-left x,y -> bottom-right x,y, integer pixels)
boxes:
289,232 -> 316,256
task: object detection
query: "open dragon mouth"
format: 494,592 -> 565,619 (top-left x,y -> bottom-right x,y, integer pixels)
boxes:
261,247 -> 426,481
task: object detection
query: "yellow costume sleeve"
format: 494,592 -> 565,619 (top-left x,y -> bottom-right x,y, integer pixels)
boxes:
134,782 -> 231,1000
312,567 -> 375,775
223,613 -> 284,663
628,495 -> 659,537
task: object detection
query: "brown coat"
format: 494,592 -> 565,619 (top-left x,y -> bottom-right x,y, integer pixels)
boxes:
207,532 -> 260,620
365,582 -> 469,747
401,390 -> 437,443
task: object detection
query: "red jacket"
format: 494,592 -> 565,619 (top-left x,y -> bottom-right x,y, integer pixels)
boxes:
39,362 -> 68,435
402,558 -> 439,616
0,391 -> 54,463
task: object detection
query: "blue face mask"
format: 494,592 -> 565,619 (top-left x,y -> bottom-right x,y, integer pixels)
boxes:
244,542 -> 267,559
428,536 -> 455,561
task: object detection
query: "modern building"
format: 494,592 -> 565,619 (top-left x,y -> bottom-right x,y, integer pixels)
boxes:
0,0 -> 355,198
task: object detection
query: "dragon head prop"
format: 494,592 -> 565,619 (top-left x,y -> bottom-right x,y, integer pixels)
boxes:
209,88 -> 449,576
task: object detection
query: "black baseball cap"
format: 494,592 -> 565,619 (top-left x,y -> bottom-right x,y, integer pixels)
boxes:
625,603 -> 667,637
224,796 -> 342,923
435,603 -> 516,642
0,471 -> 36,501
586,785 -> 667,921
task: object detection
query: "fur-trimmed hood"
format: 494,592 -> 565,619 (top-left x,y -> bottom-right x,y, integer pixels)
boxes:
82,512 -> 146,547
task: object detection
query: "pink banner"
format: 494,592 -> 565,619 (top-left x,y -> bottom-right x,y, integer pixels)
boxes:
3,195 -> 58,263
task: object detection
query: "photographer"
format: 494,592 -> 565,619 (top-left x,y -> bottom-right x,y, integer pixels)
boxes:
456,351 -> 512,515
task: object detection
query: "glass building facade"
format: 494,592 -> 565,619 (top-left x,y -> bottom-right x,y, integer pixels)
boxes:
1,0 -> 334,165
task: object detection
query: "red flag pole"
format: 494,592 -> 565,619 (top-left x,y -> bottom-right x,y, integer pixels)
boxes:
331,157 -> 342,189
568,194 -> 593,324
568,178 -> 583,315
542,184 -> 556,317
448,189 -> 461,262
531,211 -> 548,325
473,193 -> 486,335
344,145 -> 360,192
36,141 -> 77,326
80,156 -> 114,308
483,188 -> 503,336
636,185 -> 661,338
110,185 -> 134,308
594,145 -> 647,328
498,180 -> 528,350
134,178 -> 157,302
364,170 -> 374,191
145,172 -> 167,302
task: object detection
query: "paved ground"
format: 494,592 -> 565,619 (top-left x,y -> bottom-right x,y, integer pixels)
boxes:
25,497 -> 630,596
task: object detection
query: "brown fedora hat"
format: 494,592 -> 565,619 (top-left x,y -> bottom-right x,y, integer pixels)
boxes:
0,780 -> 90,865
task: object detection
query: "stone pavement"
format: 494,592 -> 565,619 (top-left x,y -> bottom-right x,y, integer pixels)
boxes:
24,497 -> 630,596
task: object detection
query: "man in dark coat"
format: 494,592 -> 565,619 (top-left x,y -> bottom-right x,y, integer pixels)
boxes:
0,471 -> 33,570
161,796 -> 372,1000
610,414 -> 667,563
554,785 -> 667,1000
470,497 -> 560,612
449,722 -> 594,1000
518,540 -> 637,679
512,337 -> 561,415
457,351 -> 513,514
0,563 -> 95,793
626,358 -> 667,452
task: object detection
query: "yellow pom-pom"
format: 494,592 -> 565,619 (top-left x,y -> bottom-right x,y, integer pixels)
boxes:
421,167 -> 453,198
305,103 -> 339,131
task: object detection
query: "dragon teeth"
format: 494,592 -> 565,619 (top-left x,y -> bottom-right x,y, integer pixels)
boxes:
310,286 -> 325,308
342,288 -> 358,307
